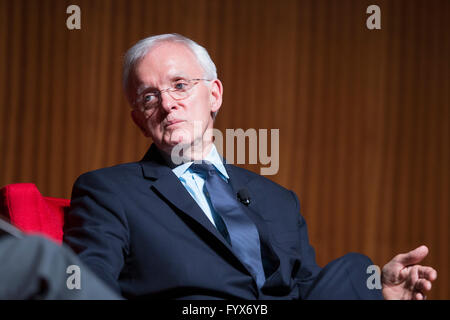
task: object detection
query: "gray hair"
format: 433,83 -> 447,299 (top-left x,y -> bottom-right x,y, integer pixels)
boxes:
122,33 -> 218,105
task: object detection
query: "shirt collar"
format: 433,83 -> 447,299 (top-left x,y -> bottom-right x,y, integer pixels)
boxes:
172,145 -> 229,180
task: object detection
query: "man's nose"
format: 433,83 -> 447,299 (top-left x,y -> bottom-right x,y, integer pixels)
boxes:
160,91 -> 178,113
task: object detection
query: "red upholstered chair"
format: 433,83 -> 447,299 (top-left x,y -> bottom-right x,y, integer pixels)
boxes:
0,183 -> 69,244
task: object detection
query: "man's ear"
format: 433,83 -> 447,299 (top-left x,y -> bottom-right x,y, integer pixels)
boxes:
131,109 -> 151,137
210,79 -> 223,114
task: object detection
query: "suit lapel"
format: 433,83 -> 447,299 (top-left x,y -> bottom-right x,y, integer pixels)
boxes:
139,145 -> 252,274
139,145 -> 281,286
153,172 -> 232,249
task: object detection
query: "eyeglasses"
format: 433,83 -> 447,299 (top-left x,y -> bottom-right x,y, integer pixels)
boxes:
135,78 -> 212,112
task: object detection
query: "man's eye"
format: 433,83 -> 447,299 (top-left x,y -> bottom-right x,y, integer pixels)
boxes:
174,82 -> 188,90
144,94 -> 156,102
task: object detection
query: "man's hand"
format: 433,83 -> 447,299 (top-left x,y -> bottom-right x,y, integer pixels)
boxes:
381,245 -> 437,300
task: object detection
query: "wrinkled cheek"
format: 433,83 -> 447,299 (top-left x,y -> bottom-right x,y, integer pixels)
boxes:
146,120 -> 164,141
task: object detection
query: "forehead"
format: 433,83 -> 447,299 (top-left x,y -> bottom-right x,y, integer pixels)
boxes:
134,42 -> 203,85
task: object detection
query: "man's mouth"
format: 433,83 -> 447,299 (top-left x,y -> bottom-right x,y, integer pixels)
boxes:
165,119 -> 185,128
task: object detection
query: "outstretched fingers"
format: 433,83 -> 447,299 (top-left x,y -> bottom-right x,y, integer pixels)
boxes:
393,245 -> 429,267
418,266 -> 438,282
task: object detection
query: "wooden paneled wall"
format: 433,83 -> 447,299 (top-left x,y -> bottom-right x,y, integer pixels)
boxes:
0,0 -> 448,299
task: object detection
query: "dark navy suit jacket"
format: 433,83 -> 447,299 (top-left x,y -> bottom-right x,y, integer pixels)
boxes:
63,144 -> 324,299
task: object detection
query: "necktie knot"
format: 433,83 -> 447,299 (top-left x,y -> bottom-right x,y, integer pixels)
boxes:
189,161 -> 216,175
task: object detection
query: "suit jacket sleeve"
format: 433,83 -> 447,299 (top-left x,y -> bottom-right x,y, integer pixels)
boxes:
63,171 -> 130,294
289,190 -> 322,298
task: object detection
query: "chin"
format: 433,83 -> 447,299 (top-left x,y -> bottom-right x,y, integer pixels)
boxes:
165,127 -> 193,144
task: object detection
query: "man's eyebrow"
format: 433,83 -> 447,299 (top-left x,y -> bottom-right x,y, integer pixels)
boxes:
136,85 -> 156,96
136,75 -> 190,95
169,75 -> 189,81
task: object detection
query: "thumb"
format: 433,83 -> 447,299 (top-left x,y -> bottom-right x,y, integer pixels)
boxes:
393,245 -> 429,267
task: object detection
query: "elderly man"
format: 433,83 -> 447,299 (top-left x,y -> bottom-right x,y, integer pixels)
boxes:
63,33 -> 437,299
